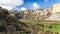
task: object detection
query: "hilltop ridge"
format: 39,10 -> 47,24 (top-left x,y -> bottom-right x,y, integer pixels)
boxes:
19,3 -> 60,21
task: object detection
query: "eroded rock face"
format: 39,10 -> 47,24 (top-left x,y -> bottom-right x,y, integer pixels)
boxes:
45,3 -> 60,21
22,3 -> 60,21
51,3 -> 60,14
44,14 -> 60,21
23,7 -> 52,21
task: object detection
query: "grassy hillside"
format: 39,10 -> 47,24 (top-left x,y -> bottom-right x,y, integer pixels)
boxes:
20,19 -> 60,34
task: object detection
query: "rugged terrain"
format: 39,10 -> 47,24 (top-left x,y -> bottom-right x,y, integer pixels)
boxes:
0,3 -> 59,34
0,7 -> 57,34
19,3 -> 60,21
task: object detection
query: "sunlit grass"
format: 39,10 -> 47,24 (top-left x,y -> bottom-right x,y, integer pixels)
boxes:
20,19 -> 60,34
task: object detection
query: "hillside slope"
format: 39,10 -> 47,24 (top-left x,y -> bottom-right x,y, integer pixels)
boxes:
0,7 -> 57,34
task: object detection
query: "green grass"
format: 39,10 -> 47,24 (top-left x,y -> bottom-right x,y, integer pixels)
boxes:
20,19 -> 60,34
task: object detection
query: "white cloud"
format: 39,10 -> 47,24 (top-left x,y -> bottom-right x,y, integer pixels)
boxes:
0,0 -> 24,10
44,0 -> 48,2
21,7 -> 27,10
32,3 -> 40,9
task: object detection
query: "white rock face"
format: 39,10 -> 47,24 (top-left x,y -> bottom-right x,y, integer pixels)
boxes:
45,14 -> 60,21
51,3 -> 60,14
45,3 -> 60,21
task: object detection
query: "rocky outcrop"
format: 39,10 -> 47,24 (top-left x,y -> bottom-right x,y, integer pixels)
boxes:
22,7 -> 52,21
51,3 -> 60,14
21,3 -> 60,21
45,3 -> 60,21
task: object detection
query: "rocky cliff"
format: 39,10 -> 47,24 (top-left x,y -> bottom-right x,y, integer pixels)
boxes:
22,3 -> 60,21
45,3 -> 60,21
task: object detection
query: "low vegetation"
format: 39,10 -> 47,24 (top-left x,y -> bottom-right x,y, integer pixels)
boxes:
20,19 -> 60,34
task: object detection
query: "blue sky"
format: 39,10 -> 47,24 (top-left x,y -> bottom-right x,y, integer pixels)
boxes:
14,0 -> 60,10
0,0 -> 60,10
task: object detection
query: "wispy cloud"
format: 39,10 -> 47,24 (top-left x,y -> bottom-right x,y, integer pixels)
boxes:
32,3 -> 40,9
21,7 -> 27,11
0,0 -> 24,10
